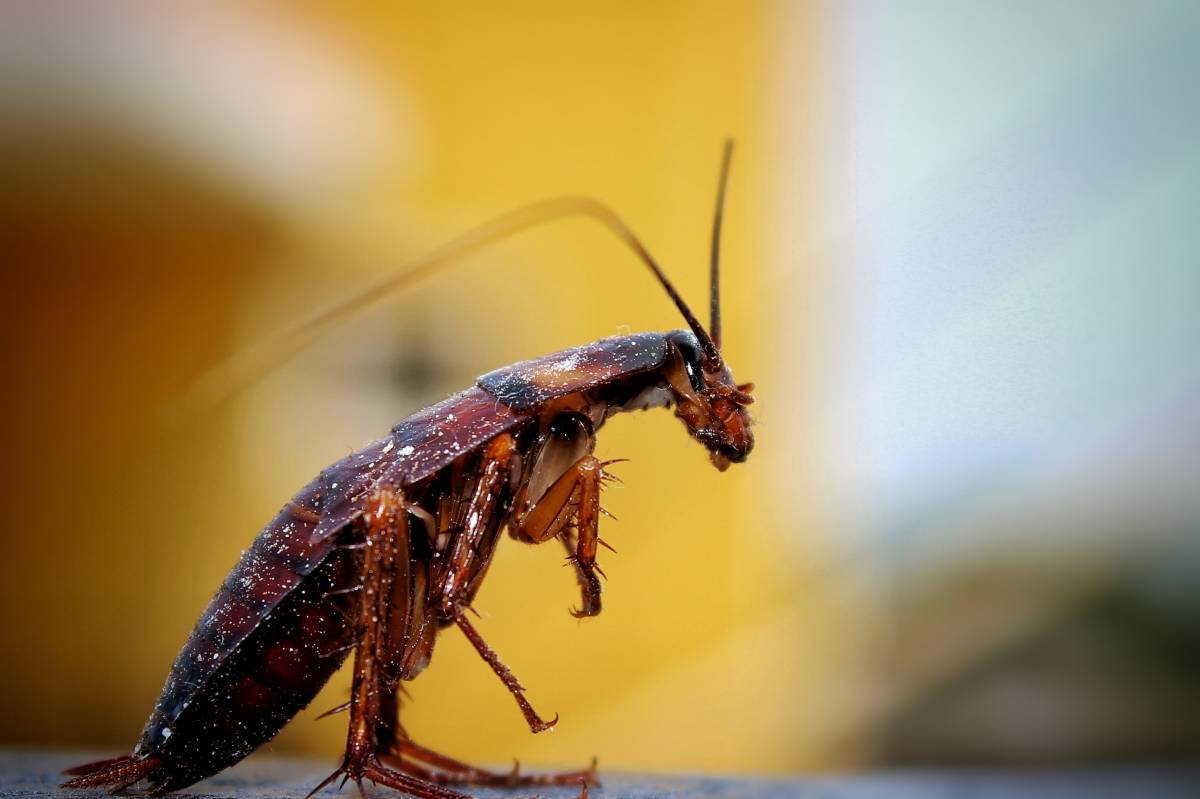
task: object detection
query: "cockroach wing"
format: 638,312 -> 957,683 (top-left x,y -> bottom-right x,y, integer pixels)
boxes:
380,387 -> 528,485
477,332 -> 669,411
381,334 -> 668,485
133,388 -> 528,784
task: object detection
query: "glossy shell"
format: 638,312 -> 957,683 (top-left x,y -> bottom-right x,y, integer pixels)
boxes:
121,333 -> 676,790
478,332 -> 669,410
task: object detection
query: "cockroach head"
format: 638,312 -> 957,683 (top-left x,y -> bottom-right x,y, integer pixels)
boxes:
657,140 -> 753,471
664,330 -> 754,471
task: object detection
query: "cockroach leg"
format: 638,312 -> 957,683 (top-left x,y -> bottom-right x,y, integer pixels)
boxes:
340,487 -> 405,776
385,738 -> 599,789
571,456 -> 603,618
512,455 -> 607,617
436,434 -> 515,612
427,434 -> 559,733
379,685 -> 588,791
309,762 -> 477,799
386,739 -> 513,784
356,762 -> 502,799
332,486 -> 479,799
455,611 -> 558,733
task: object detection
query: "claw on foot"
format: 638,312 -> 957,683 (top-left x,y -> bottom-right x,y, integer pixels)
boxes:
530,710 -> 560,733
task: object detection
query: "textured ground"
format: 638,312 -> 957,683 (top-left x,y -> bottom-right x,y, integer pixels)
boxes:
2,750 -> 1197,799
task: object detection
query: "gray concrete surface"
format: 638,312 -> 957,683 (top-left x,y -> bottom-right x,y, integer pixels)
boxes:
2,750 -> 1197,799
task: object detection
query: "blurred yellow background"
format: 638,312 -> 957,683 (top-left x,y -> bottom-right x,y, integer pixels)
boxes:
2,0 -> 1197,778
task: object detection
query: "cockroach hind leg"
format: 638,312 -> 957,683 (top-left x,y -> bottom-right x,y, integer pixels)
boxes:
385,739 -> 600,791
357,757 -> 531,799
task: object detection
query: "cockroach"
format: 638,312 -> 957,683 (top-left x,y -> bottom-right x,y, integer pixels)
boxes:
64,142 -> 754,799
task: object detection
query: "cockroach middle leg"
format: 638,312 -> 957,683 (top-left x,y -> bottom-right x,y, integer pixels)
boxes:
452,611 -> 559,734
432,434 -> 560,734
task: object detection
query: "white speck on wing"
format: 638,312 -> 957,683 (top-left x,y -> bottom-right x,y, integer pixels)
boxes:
398,445 -> 415,456
544,353 -> 583,374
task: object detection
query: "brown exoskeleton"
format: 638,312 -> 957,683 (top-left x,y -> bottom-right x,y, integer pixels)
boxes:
64,142 -> 754,799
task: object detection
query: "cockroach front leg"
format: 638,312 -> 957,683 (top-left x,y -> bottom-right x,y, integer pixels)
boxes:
511,454 -> 617,618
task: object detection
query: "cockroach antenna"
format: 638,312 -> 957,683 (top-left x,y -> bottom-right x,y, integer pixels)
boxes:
709,139 -> 734,356
576,201 -> 720,367
182,156 -> 729,412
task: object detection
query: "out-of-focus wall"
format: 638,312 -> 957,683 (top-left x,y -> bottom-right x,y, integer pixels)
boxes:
797,0 -> 1200,763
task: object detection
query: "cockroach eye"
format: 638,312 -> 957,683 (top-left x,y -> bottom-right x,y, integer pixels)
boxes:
665,330 -> 706,393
